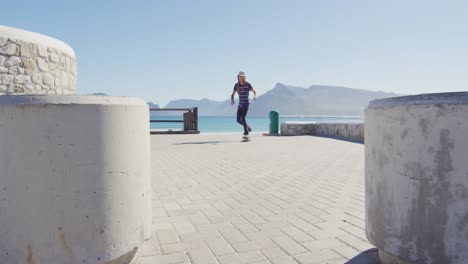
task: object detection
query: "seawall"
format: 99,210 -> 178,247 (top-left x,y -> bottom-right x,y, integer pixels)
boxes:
281,122 -> 364,143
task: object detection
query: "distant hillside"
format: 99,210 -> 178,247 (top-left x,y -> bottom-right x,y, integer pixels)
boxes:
147,102 -> 159,108
162,83 -> 401,116
252,83 -> 400,116
165,98 -> 223,111
164,98 -> 232,116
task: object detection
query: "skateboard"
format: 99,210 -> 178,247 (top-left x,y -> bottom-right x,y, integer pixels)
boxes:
241,136 -> 251,142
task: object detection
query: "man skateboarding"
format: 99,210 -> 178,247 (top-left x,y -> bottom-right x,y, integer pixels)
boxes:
231,71 -> 257,137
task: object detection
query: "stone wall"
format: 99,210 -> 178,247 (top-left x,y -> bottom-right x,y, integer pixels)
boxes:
315,123 -> 364,143
281,122 -> 364,143
281,122 -> 316,136
0,25 -> 76,95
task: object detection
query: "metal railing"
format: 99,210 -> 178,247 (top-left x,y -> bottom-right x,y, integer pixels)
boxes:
149,107 -> 199,134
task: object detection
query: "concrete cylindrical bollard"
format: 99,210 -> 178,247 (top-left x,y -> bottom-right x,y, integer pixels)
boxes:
365,92 -> 468,264
0,95 -> 151,264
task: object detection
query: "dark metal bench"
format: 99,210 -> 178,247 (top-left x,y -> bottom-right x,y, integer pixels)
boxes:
150,107 -> 200,134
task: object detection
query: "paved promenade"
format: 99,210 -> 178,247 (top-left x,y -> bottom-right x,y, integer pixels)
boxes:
132,134 -> 373,264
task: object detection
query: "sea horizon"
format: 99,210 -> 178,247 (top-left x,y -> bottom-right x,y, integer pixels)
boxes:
150,115 -> 363,133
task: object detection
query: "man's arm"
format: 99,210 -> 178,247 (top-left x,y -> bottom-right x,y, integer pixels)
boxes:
251,88 -> 257,101
231,90 -> 237,106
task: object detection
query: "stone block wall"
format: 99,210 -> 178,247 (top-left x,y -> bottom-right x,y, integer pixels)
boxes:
0,26 -> 76,95
281,122 -> 364,143
315,123 -> 364,143
281,122 -> 316,136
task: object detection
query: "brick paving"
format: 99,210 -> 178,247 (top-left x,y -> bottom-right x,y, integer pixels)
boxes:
130,133 -> 373,264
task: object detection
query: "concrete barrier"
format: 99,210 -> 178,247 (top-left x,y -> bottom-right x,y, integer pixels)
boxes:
281,122 -> 364,143
0,95 -> 151,264
315,123 -> 364,143
280,122 -> 316,136
365,92 -> 468,264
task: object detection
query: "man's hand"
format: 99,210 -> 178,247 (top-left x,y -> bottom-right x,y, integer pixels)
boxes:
253,96 -> 257,102
231,91 -> 236,106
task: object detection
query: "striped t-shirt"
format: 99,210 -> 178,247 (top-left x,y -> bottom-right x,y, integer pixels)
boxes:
233,82 -> 253,108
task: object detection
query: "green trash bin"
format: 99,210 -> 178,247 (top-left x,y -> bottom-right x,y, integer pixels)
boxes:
269,111 -> 279,134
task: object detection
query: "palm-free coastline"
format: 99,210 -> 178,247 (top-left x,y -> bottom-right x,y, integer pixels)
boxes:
150,116 -> 363,133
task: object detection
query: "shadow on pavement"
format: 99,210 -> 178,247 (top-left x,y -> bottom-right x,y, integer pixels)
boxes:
173,141 -> 234,145
345,248 -> 380,264
109,247 -> 138,264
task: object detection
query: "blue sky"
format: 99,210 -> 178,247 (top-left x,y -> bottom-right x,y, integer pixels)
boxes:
2,0 -> 467,106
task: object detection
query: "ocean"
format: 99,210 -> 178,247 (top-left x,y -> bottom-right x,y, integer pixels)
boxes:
150,115 -> 363,133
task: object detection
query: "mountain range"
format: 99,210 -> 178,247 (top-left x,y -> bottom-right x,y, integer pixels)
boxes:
163,83 -> 400,116
91,84 -> 400,116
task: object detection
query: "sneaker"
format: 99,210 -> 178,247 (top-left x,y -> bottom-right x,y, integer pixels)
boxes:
248,126 -> 252,132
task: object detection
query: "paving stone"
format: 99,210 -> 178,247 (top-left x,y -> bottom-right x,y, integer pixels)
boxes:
271,235 -> 308,256
219,226 -> 249,243
340,224 -> 367,240
137,233 -> 162,257
172,219 -> 196,234
244,229 -> 284,241
288,215 -> 320,232
186,245 -> 218,264
139,252 -> 189,264
336,234 -> 373,251
281,226 -> 315,243
262,248 -> 298,264
156,229 -> 180,244
333,245 -> 361,259
217,251 -> 268,264
133,134 -> 369,263
303,238 -> 347,251
161,243 -> 184,254
205,237 -> 236,256
231,238 -> 278,252
309,229 -> 348,240
293,249 -> 343,264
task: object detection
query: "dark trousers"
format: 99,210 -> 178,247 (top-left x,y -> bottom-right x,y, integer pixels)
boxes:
236,107 -> 249,134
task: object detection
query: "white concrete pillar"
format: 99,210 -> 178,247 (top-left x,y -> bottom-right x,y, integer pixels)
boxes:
0,95 -> 151,264
365,92 -> 468,264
